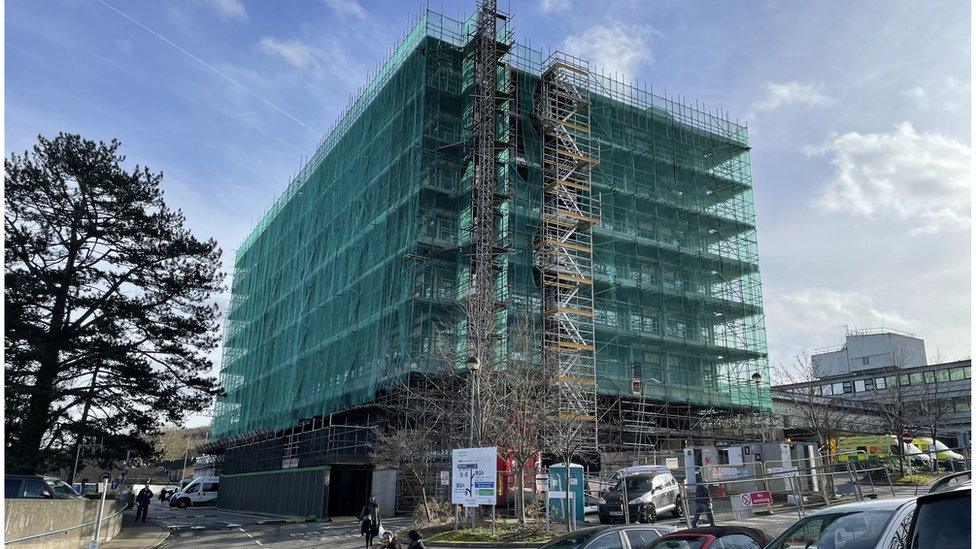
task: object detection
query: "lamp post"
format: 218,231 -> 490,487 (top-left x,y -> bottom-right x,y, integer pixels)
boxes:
466,356 -> 481,448
752,372 -> 764,442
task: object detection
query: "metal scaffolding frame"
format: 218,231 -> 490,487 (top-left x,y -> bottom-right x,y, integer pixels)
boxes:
534,52 -> 601,449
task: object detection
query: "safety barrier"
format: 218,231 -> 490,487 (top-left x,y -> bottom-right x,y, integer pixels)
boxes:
4,500 -> 128,546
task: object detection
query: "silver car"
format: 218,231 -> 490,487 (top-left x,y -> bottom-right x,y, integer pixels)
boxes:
598,468 -> 682,524
765,497 -> 917,549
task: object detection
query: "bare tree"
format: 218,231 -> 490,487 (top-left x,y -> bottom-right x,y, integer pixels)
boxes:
910,355 -> 959,471
492,311 -> 548,523
773,352 -> 858,459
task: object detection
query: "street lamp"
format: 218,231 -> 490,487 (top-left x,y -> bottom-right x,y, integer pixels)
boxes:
751,372 -> 764,442
466,356 -> 481,447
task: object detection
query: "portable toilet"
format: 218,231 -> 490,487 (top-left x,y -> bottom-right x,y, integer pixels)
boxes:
548,463 -> 585,523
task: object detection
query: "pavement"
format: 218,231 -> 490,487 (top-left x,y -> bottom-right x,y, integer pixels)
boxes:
100,483 -> 928,548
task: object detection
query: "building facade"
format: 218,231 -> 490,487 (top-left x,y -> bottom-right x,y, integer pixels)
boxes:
207,4 -> 770,514
774,359 -> 971,447
811,329 -> 927,378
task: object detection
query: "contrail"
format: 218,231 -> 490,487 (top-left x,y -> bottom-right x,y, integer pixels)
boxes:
95,0 -> 316,133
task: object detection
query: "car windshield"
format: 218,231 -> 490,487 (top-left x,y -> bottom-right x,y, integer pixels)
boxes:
540,529 -> 601,548
767,510 -> 894,549
647,535 -> 708,549
47,479 -> 80,498
611,475 -> 654,493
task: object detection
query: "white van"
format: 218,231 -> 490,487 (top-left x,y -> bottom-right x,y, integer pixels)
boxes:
168,476 -> 219,508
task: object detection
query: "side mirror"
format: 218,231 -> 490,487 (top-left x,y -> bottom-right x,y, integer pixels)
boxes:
41,490 -> 53,499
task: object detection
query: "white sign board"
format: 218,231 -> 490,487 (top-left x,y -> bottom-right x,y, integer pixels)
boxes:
440,471 -> 450,486
451,447 -> 497,507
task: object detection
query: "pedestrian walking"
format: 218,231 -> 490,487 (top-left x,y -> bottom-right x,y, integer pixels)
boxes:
135,483 -> 154,523
690,473 -> 715,528
380,531 -> 403,549
358,497 -> 380,547
406,530 -> 426,549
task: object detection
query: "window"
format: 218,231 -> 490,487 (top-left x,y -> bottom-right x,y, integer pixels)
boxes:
924,371 -> 936,384
766,511 -> 895,549
5,479 -> 21,498
713,534 -> 762,549
886,375 -> 897,388
938,369 -> 952,382
588,532 -> 625,549
625,528 -> 661,548
22,479 -> 49,498
955,400 -> 970,412
863,378 -> 874,391
862,356 -> 870,365
185,483 -> 200,494
964,366 -> 971,378
875,377 -> 886,390
854,380 -> 866,393
910,373 -> 924,385
832,383 -> 844,395
842,381 -> 853,394
950,367 -> 966,381
886,509 -> 915,549
822,384 -> 833,396
202,483 -> 219,492
899,374 -> 911,386
911,493 -> 970,549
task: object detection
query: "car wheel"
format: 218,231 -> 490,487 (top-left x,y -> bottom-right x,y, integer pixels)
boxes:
645,505 -> 657,522
178,498 -> 190,509
672,496 -> 684,518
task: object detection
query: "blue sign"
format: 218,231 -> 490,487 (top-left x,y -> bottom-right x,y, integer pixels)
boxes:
474,482 -> 494,488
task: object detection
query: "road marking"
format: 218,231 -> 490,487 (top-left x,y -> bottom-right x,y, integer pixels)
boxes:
226,523 -> 242,528
239,527 -> 263,546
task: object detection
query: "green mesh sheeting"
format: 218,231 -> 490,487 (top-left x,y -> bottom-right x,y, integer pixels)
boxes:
212,9 -> 771,440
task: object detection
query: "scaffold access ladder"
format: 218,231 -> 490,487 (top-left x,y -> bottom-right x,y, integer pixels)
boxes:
534,52 -> 600,449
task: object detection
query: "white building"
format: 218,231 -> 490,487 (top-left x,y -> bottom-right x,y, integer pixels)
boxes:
812,329 -> 926,379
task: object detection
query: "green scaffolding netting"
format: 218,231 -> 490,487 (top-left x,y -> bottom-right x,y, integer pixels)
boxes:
212,9 -> 771,440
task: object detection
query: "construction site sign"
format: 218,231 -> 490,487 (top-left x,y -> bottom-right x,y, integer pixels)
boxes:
451,447 -> 497,507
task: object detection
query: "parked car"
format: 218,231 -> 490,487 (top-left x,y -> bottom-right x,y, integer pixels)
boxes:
599,467 -> 682,524
540,524 -> 674,549
927,470 -> 970,493
765,497 -> 917,549
644,526 -> 768,549
6,475 -> 83,499
169,476 -> 219,508
908,484 -> 969,548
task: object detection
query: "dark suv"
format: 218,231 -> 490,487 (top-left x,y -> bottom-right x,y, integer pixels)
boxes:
599,467 -> 682,523
5,475 -> 83,499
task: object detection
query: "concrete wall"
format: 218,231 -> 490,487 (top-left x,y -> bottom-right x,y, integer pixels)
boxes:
813,333 -> 927,378
4,499 -> 124,549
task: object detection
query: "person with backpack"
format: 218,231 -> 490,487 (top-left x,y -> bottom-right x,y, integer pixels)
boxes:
358,497 -> 380,547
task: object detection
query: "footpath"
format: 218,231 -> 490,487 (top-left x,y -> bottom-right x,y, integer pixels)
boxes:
102,513 -> 168,549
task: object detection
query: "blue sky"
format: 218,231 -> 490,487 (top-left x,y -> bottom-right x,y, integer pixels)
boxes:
7,0 -> 971,403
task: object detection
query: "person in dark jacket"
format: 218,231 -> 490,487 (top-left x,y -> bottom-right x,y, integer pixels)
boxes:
690,473 -> 715,528
406,530 -> 426,549
358,497 -> 380,547
135,483 -> 154,523
380,531 -> 403,549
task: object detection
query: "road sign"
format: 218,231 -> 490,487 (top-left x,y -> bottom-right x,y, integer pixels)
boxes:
451,447 -> 497,507
440,471 -> 450,486
901,432 -> 914,443
739,491 -> 773,507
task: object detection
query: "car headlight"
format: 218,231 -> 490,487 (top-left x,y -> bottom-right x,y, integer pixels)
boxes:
628,496 -> 644,504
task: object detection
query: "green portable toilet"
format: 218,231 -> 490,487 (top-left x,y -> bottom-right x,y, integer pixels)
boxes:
548,463 -> 585,523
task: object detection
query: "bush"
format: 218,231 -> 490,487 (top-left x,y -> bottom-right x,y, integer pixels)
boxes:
413,499 -> 455,527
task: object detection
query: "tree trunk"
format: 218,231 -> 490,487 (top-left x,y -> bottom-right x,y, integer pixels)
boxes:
563,456 -> 572,531
516,464 -> 526,524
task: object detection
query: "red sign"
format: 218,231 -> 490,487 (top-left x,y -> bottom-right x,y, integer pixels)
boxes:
740,491 -> 773,506
901,432 -> 914,444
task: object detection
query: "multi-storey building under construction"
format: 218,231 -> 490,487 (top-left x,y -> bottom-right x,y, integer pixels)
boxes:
207,1 -> 770,518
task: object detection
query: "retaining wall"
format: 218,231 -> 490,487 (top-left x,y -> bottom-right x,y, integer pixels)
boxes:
4,499 -> 124,548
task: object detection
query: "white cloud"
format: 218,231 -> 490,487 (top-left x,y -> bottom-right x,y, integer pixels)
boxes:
540,0 -> 572,13
258,37 -> 317,70
752,81 -> 834,111
902,76 -> 970,111
201,0 -> 247,22
322,0 -> 366,20
561,23 -> 656,80
808,122 -> 971,234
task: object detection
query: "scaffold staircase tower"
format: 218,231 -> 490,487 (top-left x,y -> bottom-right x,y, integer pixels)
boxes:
534,52 -> 600,449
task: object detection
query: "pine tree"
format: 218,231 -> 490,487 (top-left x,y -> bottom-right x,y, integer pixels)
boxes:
5,133 -> 224,473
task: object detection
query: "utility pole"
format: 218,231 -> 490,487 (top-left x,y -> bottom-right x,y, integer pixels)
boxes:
181,436 -> 191,481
